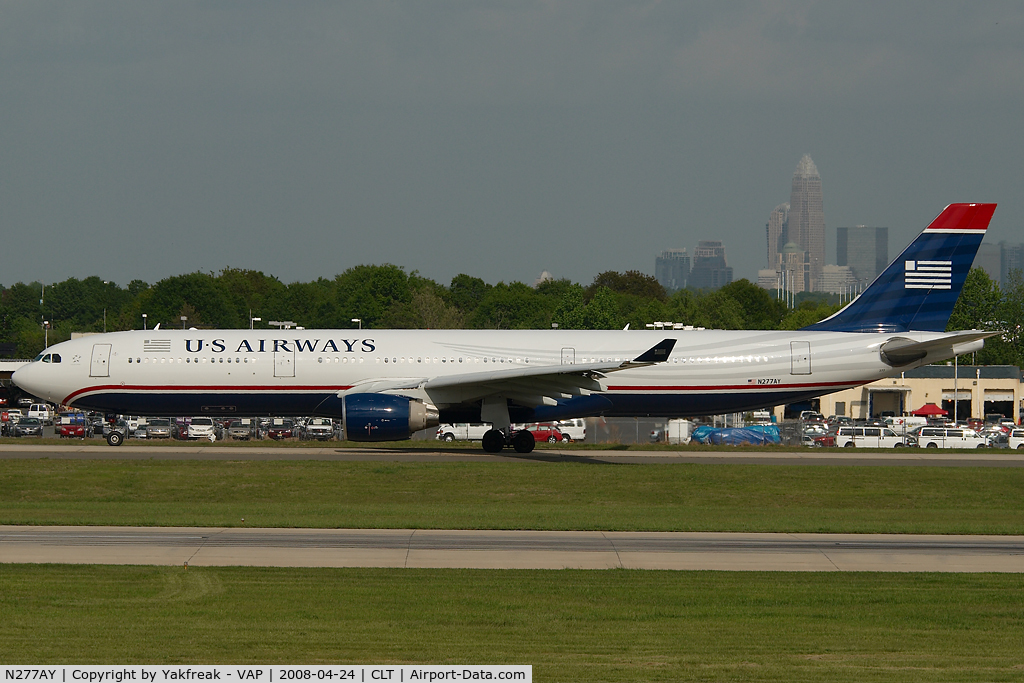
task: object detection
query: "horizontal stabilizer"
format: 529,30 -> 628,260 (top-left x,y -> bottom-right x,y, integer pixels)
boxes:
880,331 -> 999,367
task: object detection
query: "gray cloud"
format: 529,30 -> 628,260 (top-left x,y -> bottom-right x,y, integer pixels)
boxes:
2,1 -> 1022,292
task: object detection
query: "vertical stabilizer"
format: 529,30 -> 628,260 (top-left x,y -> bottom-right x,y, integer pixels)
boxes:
803,203 -> 996,333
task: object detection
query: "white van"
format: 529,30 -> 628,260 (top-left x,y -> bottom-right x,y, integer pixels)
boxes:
28,403 -> 53,425
555,419 -> 587,442
1009,429 -> 1024,450
436,423 -> 492,442
835,426 -> 907,448
915,427 -> 989,449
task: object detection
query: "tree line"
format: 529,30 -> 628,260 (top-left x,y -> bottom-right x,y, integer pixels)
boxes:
1,265 -> 1021,369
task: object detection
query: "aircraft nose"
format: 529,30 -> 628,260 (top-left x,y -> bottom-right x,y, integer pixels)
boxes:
12,363 -> 43,400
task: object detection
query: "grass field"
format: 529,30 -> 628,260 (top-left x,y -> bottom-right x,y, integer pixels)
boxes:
2,565 -> 1023,681
2,459 -> 1023,533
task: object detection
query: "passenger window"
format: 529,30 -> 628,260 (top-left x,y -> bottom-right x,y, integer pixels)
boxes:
948,430 -> 962,437
865,428 -> 880,437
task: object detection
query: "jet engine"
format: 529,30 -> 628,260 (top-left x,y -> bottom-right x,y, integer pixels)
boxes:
341,393 -> 439,441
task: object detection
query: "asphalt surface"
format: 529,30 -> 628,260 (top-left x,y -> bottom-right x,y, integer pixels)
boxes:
2,443 -> 1024,466
3,526 -> 1023,572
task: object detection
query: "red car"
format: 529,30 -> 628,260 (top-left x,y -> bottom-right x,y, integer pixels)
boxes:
521,423 -> 566,443
58,412 -> 92,438
267,419 -> 295,440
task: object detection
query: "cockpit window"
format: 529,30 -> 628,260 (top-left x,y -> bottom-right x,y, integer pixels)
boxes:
33,354 -> 44,362
51,354 -> 61,363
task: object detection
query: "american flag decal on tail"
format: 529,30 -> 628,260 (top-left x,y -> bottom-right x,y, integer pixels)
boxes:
904,260 -> 952,290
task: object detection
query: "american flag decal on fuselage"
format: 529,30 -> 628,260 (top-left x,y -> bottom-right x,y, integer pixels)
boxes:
904,260 -> 952,289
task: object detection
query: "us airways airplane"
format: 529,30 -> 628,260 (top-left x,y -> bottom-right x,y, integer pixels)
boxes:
13,203 -> 997,453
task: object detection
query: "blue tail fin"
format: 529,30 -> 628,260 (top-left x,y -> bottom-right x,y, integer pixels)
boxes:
803,203 -> 996,333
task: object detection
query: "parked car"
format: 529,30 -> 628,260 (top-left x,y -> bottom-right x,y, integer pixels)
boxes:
146,418 -> 172,439
187,417 -> 219,441
799,411 -> 825,423
436,423 -> 492,442
58,412 -> 92,438
521,423 -> 565,443
1009,429 -> 1024,450
267,418 -> 295,440
14,417 -> 44,437
915,427 -> 989,449
834,426 -> 908,448
227,418 -> 255,440
302,417 -> 335,440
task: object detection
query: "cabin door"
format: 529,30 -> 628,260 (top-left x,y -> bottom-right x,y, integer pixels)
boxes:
274,349 -> 295,377
790,341 -> 811,375
90,344 -> 111,377
561,347 -> 575,365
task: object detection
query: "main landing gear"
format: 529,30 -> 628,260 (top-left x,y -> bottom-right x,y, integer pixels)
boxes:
482,428 -> 536,454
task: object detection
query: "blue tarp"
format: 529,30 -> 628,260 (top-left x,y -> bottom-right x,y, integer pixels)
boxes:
690,425 -> 781,445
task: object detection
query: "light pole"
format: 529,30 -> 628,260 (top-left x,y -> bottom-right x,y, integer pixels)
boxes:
142,314 -> 147,330
43,320 -> 50,349
268,320 -> 295,330
250,316 -> 261,330
181,316 -> 188,329
352,318 -> 361,330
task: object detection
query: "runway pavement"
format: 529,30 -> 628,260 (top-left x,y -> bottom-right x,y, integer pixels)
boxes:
2,443 -> 1024,466
3,525 -> 1024,572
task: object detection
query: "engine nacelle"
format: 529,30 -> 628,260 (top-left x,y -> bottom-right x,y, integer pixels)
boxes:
341,393 -> 439,441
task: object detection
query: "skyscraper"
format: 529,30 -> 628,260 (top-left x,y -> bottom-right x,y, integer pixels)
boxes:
788,154 -> 825,291
766,202 -> 789,267
836,226 -> 888,284
655,248 -> 690,291
1001,241 -> 1024,287
688,241 -> 733,290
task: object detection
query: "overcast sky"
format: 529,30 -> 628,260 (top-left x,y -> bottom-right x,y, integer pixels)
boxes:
2,1 -> 1022,290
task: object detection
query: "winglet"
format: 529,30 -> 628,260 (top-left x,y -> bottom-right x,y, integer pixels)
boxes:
632,338 -> 676,363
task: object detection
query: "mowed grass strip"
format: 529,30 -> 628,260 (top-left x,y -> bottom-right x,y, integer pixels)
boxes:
2,460 -> 1023,533
2,565 -> 1023,681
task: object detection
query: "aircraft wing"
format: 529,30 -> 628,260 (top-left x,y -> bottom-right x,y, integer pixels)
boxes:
422,337 -> 676,407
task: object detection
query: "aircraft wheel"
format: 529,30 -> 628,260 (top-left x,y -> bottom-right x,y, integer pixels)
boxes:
482,429 -> 505,454
106,431 -> 123,447
512,430 -> 535,454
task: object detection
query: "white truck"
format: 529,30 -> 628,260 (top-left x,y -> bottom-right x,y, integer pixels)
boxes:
436,423 -> 492,442
1009,428 -> 1024,450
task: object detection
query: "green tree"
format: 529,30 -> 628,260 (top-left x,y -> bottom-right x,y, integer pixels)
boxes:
947,268 -> 1001,333
718,279 -> 788,329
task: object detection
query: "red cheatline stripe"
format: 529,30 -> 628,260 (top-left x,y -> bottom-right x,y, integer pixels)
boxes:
64,385 -> 352,404
605,381 -> 860,392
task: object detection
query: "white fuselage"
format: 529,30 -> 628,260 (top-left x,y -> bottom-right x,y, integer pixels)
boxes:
13,327 -> 954,422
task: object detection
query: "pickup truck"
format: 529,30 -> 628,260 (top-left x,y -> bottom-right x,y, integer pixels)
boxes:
436,423 -> 492,442
302,418 -> 335,440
